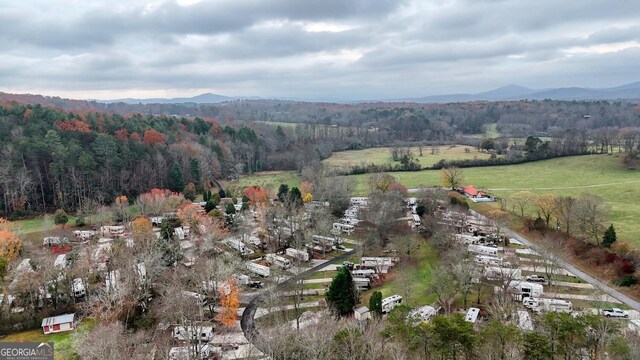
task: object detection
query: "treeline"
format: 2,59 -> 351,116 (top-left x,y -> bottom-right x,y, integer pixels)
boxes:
0,104 -> 337,215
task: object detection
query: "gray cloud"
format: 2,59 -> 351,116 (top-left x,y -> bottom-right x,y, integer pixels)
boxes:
0,0 -> 639,100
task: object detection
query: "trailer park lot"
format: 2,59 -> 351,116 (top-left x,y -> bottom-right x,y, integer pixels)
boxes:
3,195 -> 640,359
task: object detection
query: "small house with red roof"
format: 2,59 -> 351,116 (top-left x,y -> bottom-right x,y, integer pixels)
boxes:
462,185 -> 493,202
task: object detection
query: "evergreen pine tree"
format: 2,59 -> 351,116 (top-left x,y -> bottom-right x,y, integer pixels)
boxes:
326,266 -> 358,316
168,164 -> 184,192
602,224 -> 617,248
369,291 -> 383,317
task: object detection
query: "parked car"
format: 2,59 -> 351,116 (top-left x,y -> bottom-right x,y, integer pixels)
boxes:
343,261 -> 354,269
525,275 -> 546,283
603,308 -> 629,318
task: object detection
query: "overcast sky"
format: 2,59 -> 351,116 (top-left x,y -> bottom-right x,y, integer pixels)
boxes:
1,0 -> 639,101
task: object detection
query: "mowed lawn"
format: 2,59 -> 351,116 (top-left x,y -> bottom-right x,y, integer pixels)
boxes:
343,154 -> 640,246
0,319 -> 96,360
359,240 -> 440,308
15,216 -> 77,234
323,145 -> 492,171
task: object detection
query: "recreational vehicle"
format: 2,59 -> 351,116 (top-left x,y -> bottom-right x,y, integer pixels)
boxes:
465,307 -> 480,323
508,281 -> 544,299
381,295 -> 403,314
332,223 -> 355,235
522,297 -> 572,313
484,266 -> 522,280
412,214 -> 421,226
286,248 -> 310,262
361,257 -> 394,267
247,262 -> 271,277
352,277 -> 371,290
265,254 -> 292,269
352,269 -> 376,278
172,326 -> 214,342
71,278 -> 86,298
468,244 -> 499,256
226,238 -> 250,255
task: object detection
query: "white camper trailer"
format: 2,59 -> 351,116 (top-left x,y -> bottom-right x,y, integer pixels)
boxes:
247,262 -> 270,277
522,297 -> 572,313
412,214 -> 421,226
71,278 -> 86,298
332,223 -> 355,235
465,307 -> 480,323
265,254 -> 292,269
484,266 -> 522,280
285,248 -> 310,262
172,326 -> 214,342
409,306 -> 438,323
181,291 -> 208,308
515,310 -> 534,331
352,277 -> 371,290
226,238 -> 251,255
381,295 -> 403,314
508,281 -> 544,299
468,244 -> 499,256
361,257 -> 394,267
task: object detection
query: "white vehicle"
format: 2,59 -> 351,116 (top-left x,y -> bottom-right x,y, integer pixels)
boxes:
265,254 -> 291,269
150,216 -> 164,226
468,244 -> 498,256
361,257 -> 394,268
54,254 -> 67,269
286,248 -> 310,262
100,225 -> 125,237
465,307 -> 480,323
381,295 -> 403,314
406,198 -> 417,207
352,277 -> 371,290
181,291 -> 209,308
249,236 -> 262,247
172,326 -> 214,342
508,281 -> 544,299
350,197 -> 369,207
602,308 -> 629,318
226,238 -> 250,255
522,297 -> 572,313
71,278 -> 86,298
313,235 -> 343,246
175,227 -> 186,240
105,270 -> 121,294
409,305 -> 438,323
515,310 -> 534,331
474,255 -> 503,266
43,237 -> 65,246
525,275 -> 546,283
341,217 -> 360,226
168,344 -> 216,360
456,234 -> 480,245
73,230 -> 95,240
412,214 -> 421,226
247,262 -> 270,277
332,223 -> 355,235
352,269 -> 376,278
484,267 -> 522,280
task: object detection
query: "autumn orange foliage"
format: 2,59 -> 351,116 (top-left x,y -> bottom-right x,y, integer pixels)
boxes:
0,218 -> 22,261
244,186 -> 268,208
131,216 -> 153,243
137,188 -> 186,215
143,129 -> 165,146
216,278 -> 240,327
56,120 -> 92,133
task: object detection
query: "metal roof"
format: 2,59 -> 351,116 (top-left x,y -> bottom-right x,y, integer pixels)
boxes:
41,313 -> 75,327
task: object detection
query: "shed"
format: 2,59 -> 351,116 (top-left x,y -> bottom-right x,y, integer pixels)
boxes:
41,313 -> 76,335
354,306 -> 371,321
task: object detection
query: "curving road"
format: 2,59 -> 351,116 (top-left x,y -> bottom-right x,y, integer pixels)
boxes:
470,210 -> 640,311
240,249 -> 357,353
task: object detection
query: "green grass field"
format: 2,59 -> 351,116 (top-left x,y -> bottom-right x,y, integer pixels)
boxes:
219,154 -> 640,246
14,216 -> 77,234
0,319 -> 96,360
323,145 -> 492,171
359,240 -> 440,308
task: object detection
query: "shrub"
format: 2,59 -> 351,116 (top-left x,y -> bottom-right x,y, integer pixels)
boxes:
615,275 -> 637,287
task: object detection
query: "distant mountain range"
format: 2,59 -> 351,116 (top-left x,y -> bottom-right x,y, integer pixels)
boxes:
105,93 -> 261,104
404,82 -> 640,103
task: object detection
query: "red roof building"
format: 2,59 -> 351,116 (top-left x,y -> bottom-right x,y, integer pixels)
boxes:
463,185 -> 479,197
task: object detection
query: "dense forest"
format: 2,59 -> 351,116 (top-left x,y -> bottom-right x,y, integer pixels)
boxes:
1,96 -> 639,216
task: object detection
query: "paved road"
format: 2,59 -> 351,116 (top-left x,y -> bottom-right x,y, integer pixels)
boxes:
240,249 -> 357,354
471,210 -> 640,312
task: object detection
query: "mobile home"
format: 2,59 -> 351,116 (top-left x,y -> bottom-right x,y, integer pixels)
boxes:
522,297 -> 572,313
412,214 -> 421,226
353,277 -> 371,290
332,223 -> 355,235
265,254 -> 292,269
226,238 -> 250,255
41,313 -> 76,335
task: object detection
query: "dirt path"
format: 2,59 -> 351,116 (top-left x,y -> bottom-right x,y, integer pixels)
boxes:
488,180 -> 640,191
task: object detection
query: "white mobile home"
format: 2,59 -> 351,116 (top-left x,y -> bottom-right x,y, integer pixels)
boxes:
332,223 -> 355,235
412,214 -> 421,226
523,297 -> 572,313
350,197 -> 369,207
353,277 -> 371,290
515,310 -> 534,331
54,254 -> 67,269
409,305 -> 438,323
352,269 -> 376,278
381,295 -> 403,314
468,244 -> 498,256
474,255 -> 503,266
361,257 -> 394,267
71,278 -> 86,298
226,238 -> 250,255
